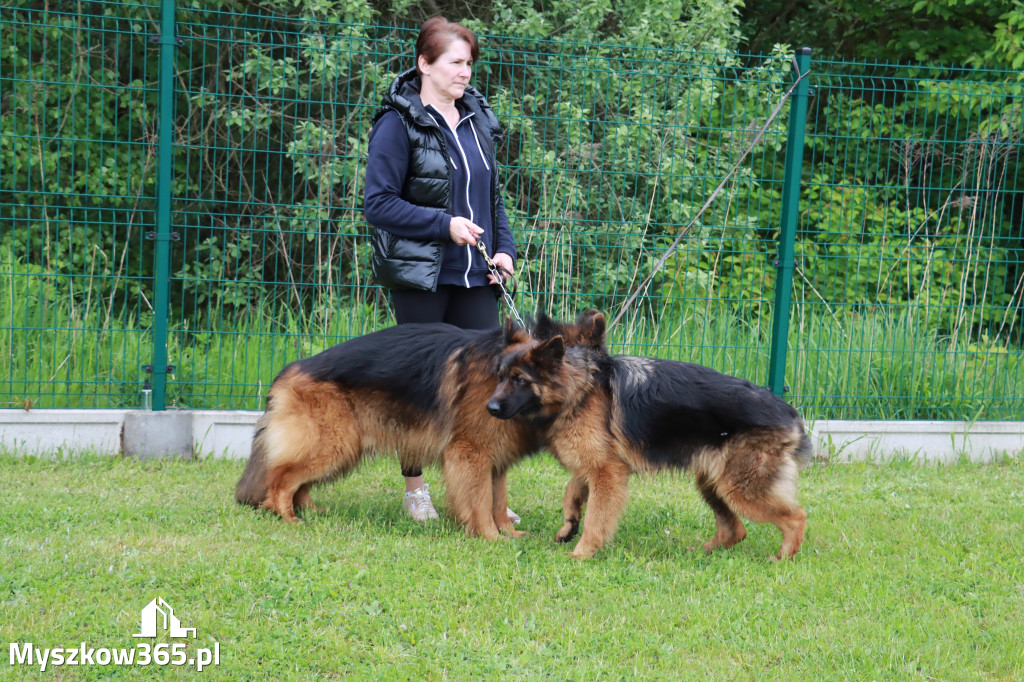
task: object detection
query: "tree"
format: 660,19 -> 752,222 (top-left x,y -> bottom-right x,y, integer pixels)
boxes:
739,0 -> 1023,71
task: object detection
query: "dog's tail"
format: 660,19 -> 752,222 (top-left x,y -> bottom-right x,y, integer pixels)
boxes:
793,428 -> 815,468
235,417 -> 270,507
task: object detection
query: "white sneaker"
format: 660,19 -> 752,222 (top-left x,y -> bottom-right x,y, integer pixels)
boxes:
403,484 -> 440,522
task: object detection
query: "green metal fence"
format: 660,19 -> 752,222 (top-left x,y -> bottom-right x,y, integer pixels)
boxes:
2,2 -> 1022,419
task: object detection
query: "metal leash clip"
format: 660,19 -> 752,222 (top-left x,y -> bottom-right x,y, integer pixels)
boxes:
475,240 -> 527,328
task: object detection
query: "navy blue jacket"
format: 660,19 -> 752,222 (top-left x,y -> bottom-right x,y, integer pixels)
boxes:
365,68 -> 516,291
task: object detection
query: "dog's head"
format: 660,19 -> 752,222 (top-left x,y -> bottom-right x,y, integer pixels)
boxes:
533,308 -> 606,350
488,310 -> 608,421
487,332 -> 566,421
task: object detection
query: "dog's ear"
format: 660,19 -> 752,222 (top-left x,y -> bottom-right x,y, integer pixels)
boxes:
533,310 -> 556,341
502,316 -> 519,345
573,309 -> 605,349
584,311 -> 606,349
534,335 -> 565,371
503,316 -> 530,347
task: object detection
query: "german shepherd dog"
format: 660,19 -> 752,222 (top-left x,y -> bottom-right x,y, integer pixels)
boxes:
487,311 -> 812,560
235,316 -> 601,540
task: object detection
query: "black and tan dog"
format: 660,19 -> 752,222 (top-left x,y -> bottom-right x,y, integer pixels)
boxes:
487,311 -> 812,560
235,316 -> 602,540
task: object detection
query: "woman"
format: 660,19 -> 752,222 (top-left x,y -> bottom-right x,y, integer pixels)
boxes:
364,16 -> 519,522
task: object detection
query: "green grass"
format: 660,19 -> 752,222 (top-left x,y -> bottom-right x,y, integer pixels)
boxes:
2,453 -> 1022,680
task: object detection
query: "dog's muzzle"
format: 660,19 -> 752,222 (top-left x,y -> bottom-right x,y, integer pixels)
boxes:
486,399 -> 508,419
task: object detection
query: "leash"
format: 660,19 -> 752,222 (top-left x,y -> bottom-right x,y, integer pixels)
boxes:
476,240 -> 528,328
609,56 -> 811,329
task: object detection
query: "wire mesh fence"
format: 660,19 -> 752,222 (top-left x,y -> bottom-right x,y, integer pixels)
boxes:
1,2 -> 1022,419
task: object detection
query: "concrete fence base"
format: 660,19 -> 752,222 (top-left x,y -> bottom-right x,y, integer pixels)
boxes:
0,409 -> 1021,463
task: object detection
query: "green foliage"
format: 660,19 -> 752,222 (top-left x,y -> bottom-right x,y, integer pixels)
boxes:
176,233 -> 265,310
0,245 -> 150,409
170,3 -> 381,321
739,0 -> 1023,69
788,306 -> 1024,420
2,0 -> 1023,415
491,38 -> 793,315
0,4 -> 157,317
5,240 -> 1022,417
375,0 -> 744,51
986,4 -> 1024,72
799,76 -> 1023,338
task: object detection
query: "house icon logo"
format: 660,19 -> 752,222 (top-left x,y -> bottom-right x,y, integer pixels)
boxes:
132,597 -> 197,638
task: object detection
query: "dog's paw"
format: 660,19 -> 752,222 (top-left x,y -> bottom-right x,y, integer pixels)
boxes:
772,550 -> 798,562
702,539 -> 722,554
471,523 -> 502,541
554,521 -> 579,543
568,544 -> 597,560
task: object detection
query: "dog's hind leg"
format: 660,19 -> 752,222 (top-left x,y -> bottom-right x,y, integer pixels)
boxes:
293,483 -> 324,513
695,471 -> 747,553
718,453 -> 806,560
254,377 -> 363,521
736,495 -> 806,561
265,452 -> 353,521
570,461 -> 630,559
555,475 -> 588,543
770,504 -> 807,561
759,458 -> 806,561
262,425 -> 361,522
262,466 -> 308,522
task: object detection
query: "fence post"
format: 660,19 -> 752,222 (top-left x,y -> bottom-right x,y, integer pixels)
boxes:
148,0 -> 178,410
767,47 -> 812,398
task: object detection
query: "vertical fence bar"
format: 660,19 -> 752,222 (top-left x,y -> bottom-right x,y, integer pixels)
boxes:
148,0 -> 178,410
767,47 -> 812,397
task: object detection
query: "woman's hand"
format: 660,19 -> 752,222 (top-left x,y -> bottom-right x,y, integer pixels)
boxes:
449,216 -> 483,246
488,252 -> 514,285
449,217 -> 513,283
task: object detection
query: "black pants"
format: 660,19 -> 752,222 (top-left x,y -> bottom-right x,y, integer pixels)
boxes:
391,284 -> 499,476
391,284 -> 499,328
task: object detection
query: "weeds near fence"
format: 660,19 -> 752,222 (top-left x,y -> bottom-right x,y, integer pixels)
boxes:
3,250 -> 1022,418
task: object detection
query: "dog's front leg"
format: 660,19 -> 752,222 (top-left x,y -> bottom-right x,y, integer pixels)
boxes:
555,475 -> 588,543
490,469 -> 526,539
443,444 -> 500,540
570,462 -> 630,559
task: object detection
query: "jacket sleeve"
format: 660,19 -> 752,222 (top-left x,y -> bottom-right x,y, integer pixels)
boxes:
364,111 -> 450,242
492,190 -> 517,262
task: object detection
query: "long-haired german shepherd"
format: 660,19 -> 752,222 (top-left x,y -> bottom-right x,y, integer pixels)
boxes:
235,316 -> 601,540
487,311 -> 813,560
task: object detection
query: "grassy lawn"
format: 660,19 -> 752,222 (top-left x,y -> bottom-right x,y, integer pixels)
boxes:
1,452 -> 1022,680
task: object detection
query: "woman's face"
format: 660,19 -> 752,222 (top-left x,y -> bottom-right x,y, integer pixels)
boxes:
418,38 -> 473,103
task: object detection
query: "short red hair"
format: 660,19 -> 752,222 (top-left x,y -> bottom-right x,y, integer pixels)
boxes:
415,16 -> 479,74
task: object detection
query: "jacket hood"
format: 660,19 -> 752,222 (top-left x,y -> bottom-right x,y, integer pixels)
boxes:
377,68 -> 503,143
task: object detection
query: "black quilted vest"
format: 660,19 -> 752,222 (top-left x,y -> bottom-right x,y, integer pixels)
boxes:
369,68 -> 503,291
